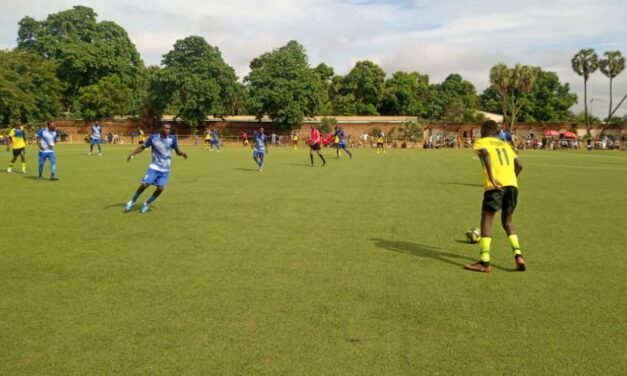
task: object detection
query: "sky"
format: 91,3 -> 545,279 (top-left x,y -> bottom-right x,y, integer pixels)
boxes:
2,0 -> 627,116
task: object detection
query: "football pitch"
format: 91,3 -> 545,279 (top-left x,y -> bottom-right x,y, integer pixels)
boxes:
1,144 -> 626,375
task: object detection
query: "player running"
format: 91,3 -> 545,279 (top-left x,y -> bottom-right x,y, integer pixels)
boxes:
6,123 -> 27,174
464,120 -> 526,273
333,126 -> 352,159
209,127 -> 220,152
36,121 -> 59,181
124,123 -> 188,214
252,127 -> 268,172
309,125 -> 327,167
89,122 -> 103,156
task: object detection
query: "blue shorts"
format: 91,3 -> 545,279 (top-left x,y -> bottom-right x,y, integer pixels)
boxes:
39,151 -> 56,164
91,138 -> 102,144
141,168 -> 170,187
253,150 -> 265,159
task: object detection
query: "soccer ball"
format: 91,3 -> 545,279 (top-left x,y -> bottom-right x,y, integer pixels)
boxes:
465,227 -> 481,243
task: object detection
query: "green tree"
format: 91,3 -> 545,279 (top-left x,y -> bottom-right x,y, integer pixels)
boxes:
332,61 -> 385,115
230,82 -> 249,115
426,74 -> 479,121
330,75 -> 357,115
138,66 -> 168,129
76,75 -> 133,120
571,111 -> 601,125
313,63 -> 334,115
0,50 -> 62,124
319,116 -> 337,133
488,63 -> 537,130
571,48 -> 599,136
599,50 -> 625,122
17,6 -> 145,112
157,36 -> 238,132
379,71 -> 429,116
245,41 -> 326,130
401,121 -> 423,141
480,68 -> 576,122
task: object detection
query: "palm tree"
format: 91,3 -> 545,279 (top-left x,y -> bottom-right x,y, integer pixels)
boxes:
489,63 -> 537,130
599,50 -> 625,122
571,49 -> 599,136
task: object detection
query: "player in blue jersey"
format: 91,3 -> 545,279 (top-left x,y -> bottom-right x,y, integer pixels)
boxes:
124,123 -> 188,213
36,121 -> 59,180
252,127 -> 268,172
209,126 -> 220,152
497,127 -> 516,149
333,126 -> 352,159
89,122 -> 103,156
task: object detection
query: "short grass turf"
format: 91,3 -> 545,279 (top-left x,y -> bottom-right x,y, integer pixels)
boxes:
1,144 -> 626,375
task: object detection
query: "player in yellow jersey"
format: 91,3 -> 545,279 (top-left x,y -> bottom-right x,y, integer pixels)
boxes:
204,126 -> 212,149
376,130 -> 386,154
138,128 -> 146,145
292,131 -> 299,150
6,123 -> 27,174
464,120 -> 526,273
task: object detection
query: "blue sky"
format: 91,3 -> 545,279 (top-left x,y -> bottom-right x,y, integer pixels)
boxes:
2,0 -> 627,115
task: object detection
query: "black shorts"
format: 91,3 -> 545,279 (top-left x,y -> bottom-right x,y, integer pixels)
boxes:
377,142 -> 384,148
482,186 -> 518,213
12,148 -> 25,157
310,143 -> 321,151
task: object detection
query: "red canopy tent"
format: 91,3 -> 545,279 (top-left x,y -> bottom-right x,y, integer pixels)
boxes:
563,131 -> 577,138
543,129 -> 560,137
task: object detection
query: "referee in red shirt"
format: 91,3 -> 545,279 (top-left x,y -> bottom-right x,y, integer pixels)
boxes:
309,125 -> 327,167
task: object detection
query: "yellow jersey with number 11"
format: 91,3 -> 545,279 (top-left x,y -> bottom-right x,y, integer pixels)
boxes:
473,136 -> 518,190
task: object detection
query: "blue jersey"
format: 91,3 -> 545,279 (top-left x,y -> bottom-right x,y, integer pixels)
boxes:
144,133 -> 179,172
36,127 -> 59,153
254,133 -> 267,152
91,124 -> 102,140
336,129 -> 346,141
211,129 -> 219,142
497,130 -> 513,142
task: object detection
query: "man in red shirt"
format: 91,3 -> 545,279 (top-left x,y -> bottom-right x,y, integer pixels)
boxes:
242,131 -> 249,147
309,125 -> 327,167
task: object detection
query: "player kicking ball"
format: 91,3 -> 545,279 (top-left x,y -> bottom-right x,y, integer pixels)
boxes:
252,127 -> 268,172
124,123 -> 187,214
464,120 -> 526,273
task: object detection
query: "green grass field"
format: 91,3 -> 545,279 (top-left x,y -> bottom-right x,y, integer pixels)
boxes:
1,144 -> 626,375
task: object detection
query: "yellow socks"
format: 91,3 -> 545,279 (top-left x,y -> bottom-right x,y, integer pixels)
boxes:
479,237 -> 492,263
508,234 -> 522,256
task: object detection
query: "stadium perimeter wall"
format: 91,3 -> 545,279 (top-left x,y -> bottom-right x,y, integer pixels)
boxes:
53,117 -> 626,144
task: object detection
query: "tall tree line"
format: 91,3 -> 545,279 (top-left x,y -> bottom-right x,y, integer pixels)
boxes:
1,5 -> 600,131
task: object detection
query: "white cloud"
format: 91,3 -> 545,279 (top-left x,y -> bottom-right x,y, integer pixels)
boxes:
1,0 -> 627,115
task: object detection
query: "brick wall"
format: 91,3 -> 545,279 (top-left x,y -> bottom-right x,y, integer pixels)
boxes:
53,118 -> 626,144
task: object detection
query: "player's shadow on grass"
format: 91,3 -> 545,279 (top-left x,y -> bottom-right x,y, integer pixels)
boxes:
439,181 -> 482,188
233,167 -> 259,172
283,162 -> 317,167
102,203 -> 158,211
371,238 -> 512,271
372,238 -> 472,267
